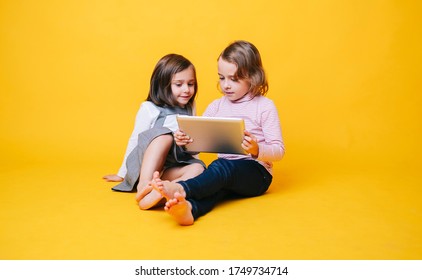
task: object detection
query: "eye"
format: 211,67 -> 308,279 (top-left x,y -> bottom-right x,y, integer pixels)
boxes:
188,83 -> 195,87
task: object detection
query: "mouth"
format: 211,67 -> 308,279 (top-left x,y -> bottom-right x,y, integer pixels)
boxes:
178,96 -> 191,103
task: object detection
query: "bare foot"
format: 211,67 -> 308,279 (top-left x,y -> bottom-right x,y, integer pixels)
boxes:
102,174 -> 123,182
139,189 -> 164,210
135,184 -> 153,202
135,180 -> 164,210
164,192 -> 194,226
151,171 -> 186,200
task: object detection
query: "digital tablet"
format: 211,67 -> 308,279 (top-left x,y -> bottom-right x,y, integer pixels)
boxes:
176,115 -> 247,154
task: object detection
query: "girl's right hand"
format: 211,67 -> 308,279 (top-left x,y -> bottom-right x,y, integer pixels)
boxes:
174,129 -> 193,146
102,174 -> 124,182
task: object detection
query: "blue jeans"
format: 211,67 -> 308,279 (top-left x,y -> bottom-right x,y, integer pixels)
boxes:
178,158 -> 273,220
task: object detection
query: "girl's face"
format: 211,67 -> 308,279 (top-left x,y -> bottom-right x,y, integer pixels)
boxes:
218,57 -> 250,102
171,66 -> 196,107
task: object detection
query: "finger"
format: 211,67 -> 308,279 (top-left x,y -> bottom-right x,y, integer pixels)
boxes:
244,130 -> 256,141
241,143 -> 249,152
242,140 -> 250,147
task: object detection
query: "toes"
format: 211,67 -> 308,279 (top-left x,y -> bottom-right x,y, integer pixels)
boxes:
153,171 -> 160,180
174,191 -> 185,199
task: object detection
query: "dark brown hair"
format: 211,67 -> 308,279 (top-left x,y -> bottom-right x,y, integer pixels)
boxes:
218,40 -> 268,96
147,54 -> 198,108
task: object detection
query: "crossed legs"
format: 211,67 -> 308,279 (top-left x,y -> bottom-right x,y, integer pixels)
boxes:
135,134 -> 204,210
149,159 -> 273,226
134,134 -> 172,209
149,171 -> 194,226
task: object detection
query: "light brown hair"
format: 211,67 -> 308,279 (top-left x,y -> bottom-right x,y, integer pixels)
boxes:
218,40 -> 268,96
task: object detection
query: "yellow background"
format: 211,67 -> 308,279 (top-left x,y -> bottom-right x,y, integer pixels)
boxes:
1,0 -> 421,259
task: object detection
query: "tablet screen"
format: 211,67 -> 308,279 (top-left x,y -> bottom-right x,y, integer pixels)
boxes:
176,115 -> 246,154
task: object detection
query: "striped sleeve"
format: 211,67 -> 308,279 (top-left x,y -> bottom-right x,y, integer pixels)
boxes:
256,99 -> 285,162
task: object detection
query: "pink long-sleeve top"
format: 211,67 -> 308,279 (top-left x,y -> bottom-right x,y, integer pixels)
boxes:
203,93 -> 285,174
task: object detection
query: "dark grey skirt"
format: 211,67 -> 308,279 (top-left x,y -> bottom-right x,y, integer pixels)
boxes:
112,127 -> 205,192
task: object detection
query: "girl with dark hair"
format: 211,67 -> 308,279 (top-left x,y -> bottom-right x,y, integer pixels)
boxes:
103,54 -> 205,210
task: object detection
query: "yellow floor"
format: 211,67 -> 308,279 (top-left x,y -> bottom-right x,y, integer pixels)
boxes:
1,151 -> 421,260
1,0 -> 421,260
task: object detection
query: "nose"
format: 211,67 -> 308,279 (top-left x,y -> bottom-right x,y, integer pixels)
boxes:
223,80 -> 231,89
182,83 -> 190,92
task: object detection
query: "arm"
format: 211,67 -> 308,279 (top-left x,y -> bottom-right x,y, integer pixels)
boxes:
113,102 -> 159,179
255,101 -> 285,162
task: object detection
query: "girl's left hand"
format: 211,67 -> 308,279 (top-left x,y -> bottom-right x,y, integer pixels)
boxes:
242,130 -> 259,157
